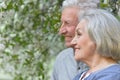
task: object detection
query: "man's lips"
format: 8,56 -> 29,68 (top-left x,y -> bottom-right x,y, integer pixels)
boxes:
65,36 -> 73,41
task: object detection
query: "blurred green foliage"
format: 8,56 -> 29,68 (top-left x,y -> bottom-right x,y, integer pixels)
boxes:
0,0 -> 64,80
0,0 -> 119,80
100,0 -> 120,19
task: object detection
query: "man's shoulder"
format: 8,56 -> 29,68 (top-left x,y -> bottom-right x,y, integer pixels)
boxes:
55,48 -> 74,62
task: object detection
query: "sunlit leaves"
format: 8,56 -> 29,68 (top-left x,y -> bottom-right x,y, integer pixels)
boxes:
0,0 -> 63,80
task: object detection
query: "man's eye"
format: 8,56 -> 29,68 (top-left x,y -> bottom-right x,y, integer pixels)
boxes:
65,21 -> 70,24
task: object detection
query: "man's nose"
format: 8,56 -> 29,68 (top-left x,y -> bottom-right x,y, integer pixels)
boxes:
59,24 -> 67,35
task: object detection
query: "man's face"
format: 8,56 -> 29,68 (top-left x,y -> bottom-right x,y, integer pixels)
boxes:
59,7 -> 79,47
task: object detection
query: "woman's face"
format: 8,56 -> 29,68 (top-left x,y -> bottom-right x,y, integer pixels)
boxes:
71,20 -> 96,61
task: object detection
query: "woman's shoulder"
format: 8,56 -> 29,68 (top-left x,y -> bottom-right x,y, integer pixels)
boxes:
73,64 -> 120,80
89,64 -> 120,80
101,64 -> 120,73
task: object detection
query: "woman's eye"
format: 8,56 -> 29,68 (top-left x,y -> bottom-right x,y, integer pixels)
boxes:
76,29 -> 82,37
77,32 -> 81,36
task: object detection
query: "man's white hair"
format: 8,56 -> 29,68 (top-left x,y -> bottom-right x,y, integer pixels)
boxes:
62,0 -> 100,9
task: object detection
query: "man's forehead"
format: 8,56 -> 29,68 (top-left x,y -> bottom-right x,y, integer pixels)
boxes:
61,8 -> 78,17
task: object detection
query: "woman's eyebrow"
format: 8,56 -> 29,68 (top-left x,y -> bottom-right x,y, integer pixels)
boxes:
76,28 -> 81,32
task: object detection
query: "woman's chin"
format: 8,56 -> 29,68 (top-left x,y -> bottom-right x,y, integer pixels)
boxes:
74,56 -> 81,61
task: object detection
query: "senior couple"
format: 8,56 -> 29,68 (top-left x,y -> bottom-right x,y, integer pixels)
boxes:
51,0 -> 120,80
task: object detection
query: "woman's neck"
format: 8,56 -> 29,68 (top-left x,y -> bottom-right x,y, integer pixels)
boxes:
86,56 -> 117,73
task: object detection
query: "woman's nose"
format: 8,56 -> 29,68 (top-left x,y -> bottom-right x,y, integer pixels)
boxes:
71,37 -> 77,45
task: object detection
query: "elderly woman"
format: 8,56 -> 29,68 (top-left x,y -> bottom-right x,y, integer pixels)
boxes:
71,9 -> 120,80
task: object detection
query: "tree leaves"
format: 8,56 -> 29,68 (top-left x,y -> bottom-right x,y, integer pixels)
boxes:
0,0 -> 64,80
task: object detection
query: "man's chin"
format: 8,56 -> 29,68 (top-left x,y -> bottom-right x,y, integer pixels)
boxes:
65,43 -> 74,48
